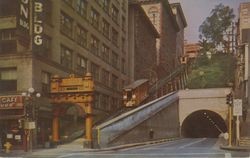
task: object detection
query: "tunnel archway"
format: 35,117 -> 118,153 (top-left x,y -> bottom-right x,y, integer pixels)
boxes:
181,110 -> 227,138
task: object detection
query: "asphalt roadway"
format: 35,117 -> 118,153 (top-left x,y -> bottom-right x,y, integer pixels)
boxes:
1,138 -> 250,158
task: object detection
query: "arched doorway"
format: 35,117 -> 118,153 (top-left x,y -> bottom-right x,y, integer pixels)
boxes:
52,103 -> 85,142
181,110 -> 227,138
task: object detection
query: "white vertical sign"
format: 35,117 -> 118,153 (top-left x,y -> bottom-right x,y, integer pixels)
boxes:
233,99 -> 242,116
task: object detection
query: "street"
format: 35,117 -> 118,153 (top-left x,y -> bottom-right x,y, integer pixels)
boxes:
27,138 -> 250,158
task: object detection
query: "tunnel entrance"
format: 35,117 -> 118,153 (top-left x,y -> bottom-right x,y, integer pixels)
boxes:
181,110 -> 227,138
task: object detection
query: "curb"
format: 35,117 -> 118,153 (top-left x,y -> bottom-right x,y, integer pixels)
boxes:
82,137 -> 179,152
220,145 -> 250,152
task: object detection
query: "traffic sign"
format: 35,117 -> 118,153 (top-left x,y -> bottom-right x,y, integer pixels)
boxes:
233,99 -> 242,116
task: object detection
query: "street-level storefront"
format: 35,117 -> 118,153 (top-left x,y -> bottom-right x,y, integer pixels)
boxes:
0,95 -> 25,150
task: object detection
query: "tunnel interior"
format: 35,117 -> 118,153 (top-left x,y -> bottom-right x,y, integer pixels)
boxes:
181,110 -> 227,138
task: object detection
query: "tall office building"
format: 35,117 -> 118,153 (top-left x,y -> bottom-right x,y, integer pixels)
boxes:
0,0 -> 128,148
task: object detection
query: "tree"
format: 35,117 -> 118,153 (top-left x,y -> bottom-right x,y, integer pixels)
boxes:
199,3 -> 235,52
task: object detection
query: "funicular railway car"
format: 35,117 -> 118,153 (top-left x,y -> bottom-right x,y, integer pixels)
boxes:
123,79 -> 149,107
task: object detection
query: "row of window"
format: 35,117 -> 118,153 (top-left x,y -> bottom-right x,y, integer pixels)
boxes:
60,11 -> 126,49
60,43 -> 125,74
63,0 -> 126,32
60,45 -> 124,90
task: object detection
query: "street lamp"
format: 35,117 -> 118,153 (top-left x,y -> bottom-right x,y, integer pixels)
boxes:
21,87 -> 41,152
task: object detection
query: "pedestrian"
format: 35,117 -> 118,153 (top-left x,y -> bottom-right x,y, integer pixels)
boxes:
149,129 -> 154,139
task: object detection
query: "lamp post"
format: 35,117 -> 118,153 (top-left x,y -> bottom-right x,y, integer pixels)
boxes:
21,88 -> 41,152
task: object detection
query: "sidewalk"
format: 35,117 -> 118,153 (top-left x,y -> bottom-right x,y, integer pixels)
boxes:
220,145 -> 250,152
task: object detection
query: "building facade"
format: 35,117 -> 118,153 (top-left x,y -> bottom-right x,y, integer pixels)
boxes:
135,0 -> 188,97
128,2 -> 159,84
138,0 -> 180,79
0,0 -> 128,149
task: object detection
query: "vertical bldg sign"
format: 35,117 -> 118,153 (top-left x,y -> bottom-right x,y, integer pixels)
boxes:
33,0 -> 44,53
17,0 -> 31,47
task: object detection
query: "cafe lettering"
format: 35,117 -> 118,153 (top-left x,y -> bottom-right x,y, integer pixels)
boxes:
0,96 -> 23,109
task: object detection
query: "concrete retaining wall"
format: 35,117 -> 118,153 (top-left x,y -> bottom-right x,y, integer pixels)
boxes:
93,92 -> 179,148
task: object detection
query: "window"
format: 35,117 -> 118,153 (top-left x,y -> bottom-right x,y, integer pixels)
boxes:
1,29 -> 16,40
122,16 -> 126,32
101,94 -> 109,110
111,5 -> 119,23
60,45 -> 73,69
122,0 -> 126,12
102,0 -> 110,13
102,19 -> 110,38
122,38 -> 125,53
101,44 -> 109,63
63,0 -> 73,7
121,58 -> 125,74
0,29 -> 17,53
111,73 -> 118,90
111,28 -> 118,46
76,0 -> 87,18
0,68 -> 17,92
0,0 -> 18,16
76,55 -> 87,75
101,69 -> 109,86
38,35 -> 51,57
41,71 -> 50,96
44,0 -> 52,25
0,41 -> 16,54
76,25 -> 87,48
91,63 -> 100,81
90,36 -> 99,56
90,8 -> 100,29
94,92 -> 100,108
60,12 -> 73,38
111,51 -> 118,69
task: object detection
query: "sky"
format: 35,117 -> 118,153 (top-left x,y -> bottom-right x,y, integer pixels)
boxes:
169,0 -> 250,43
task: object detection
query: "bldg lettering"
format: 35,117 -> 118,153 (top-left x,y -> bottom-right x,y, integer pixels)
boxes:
33,1 -> 43,46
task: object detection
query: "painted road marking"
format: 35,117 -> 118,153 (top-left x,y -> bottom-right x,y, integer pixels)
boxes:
179,138 -> 207,148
